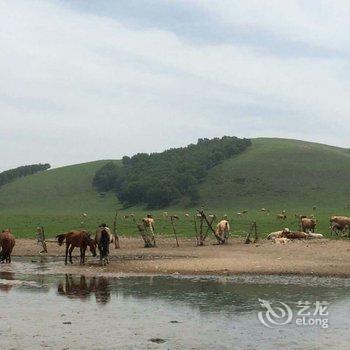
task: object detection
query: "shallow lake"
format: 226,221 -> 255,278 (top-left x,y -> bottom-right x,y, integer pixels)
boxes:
0,259 -> 350,349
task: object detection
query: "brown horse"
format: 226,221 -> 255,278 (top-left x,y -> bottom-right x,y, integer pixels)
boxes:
56,230 -> 97,265
0,229 -> 16,263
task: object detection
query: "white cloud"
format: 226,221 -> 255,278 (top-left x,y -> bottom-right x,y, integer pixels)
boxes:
0,0 -> 349,171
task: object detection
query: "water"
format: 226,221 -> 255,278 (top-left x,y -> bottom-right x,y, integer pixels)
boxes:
1,260 -> 350,349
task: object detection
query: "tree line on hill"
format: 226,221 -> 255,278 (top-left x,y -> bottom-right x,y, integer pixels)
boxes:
93,136 -> 251,208
0,163 -> 51,187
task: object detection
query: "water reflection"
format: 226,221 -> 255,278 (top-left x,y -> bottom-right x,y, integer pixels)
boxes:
54,274 -> 350,314
0,271 -> 14,292
57,274 -> 111,304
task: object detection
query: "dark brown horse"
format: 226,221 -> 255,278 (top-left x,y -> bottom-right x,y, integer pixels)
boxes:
0,229 -> 15,263
56,230 -> 97,265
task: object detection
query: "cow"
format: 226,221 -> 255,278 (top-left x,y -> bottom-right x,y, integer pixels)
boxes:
215,220 -> 230,242
301,218 -> 316,233
267,228 -> 323,241
330,216 -> 350,236
277,214 -> 287,220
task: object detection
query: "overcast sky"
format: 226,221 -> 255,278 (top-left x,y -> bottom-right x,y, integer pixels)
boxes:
1,0 -> 350,171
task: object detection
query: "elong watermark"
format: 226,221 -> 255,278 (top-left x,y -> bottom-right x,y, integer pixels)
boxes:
258,298 -> 329,329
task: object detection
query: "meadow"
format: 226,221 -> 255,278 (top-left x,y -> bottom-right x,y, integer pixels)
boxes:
1,206 -> 347,240
1,137 -> 350,240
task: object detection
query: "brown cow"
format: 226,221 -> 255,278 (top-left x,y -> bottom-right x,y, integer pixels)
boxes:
330,216 -> 350,236
301,218 -> 316,233
0,229 -> 16,263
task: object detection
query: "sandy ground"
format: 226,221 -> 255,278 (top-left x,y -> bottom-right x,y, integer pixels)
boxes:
10,236 -> 350,277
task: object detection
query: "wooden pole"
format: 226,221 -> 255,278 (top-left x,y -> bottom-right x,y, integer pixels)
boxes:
37,226 -> 48,253
203,215 -> 216,242
194,215 -> 199,246
170,216 -> 180,247
245,221 -> 258,244
199,215 -> 204,245
197,210 -> 225,244
253,221 -> 258,243
112,210 -> 120,249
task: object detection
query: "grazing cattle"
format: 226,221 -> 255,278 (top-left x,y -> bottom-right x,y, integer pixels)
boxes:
301,218 -> 316,233
215,220 -> 230,242
261,208 -> 267,212
267,228 -> 323,240
330,222 -> 347,236
277,214 -> 287,220
329,215 -> 350,235
0,229 -> 15,263
163,212 -> 168,218
330,216 -> 350,236
281,230 -> 308,239
184,213 -> 190,218
57,230 -> 97,265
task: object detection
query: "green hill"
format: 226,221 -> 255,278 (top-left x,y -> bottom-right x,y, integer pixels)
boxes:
1,137 -> 350,213
2,138 -> 350,237
198,138 -> 350,210
0,160 -> 121,213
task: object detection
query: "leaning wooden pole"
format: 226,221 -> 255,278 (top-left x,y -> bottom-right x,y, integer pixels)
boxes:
245,221 -> 258,244
170,216 -> 180,247
253,221 -> 258,243
203,215 -> 216,242
197,210 -> 225,244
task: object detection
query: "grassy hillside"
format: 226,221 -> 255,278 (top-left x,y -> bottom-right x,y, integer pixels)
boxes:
0,160 -> 121,213
2,138 -> 350,238
198,138 -> 350,210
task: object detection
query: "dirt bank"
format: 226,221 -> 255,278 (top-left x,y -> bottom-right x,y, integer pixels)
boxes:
10,236 -> 350,277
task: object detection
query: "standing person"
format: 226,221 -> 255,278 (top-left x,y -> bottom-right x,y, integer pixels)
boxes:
36,226 -> 47,254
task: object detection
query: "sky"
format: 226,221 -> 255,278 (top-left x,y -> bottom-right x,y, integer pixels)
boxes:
1,0 -> 350,171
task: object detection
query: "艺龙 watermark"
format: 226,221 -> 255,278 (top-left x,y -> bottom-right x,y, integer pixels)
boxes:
258,298 -> 329,329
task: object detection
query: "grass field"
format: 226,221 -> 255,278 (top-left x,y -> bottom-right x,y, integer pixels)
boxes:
0,207 -> 347,240
1,138 -> 350,239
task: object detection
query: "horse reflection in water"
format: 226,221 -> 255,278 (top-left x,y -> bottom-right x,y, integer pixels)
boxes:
0,271 -> 15,293
57,274 -> 111,303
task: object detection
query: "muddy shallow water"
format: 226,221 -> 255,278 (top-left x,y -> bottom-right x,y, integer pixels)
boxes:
1,259 -> 350,349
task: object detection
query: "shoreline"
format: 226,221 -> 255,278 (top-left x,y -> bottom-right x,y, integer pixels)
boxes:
7,237 -> 350,278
